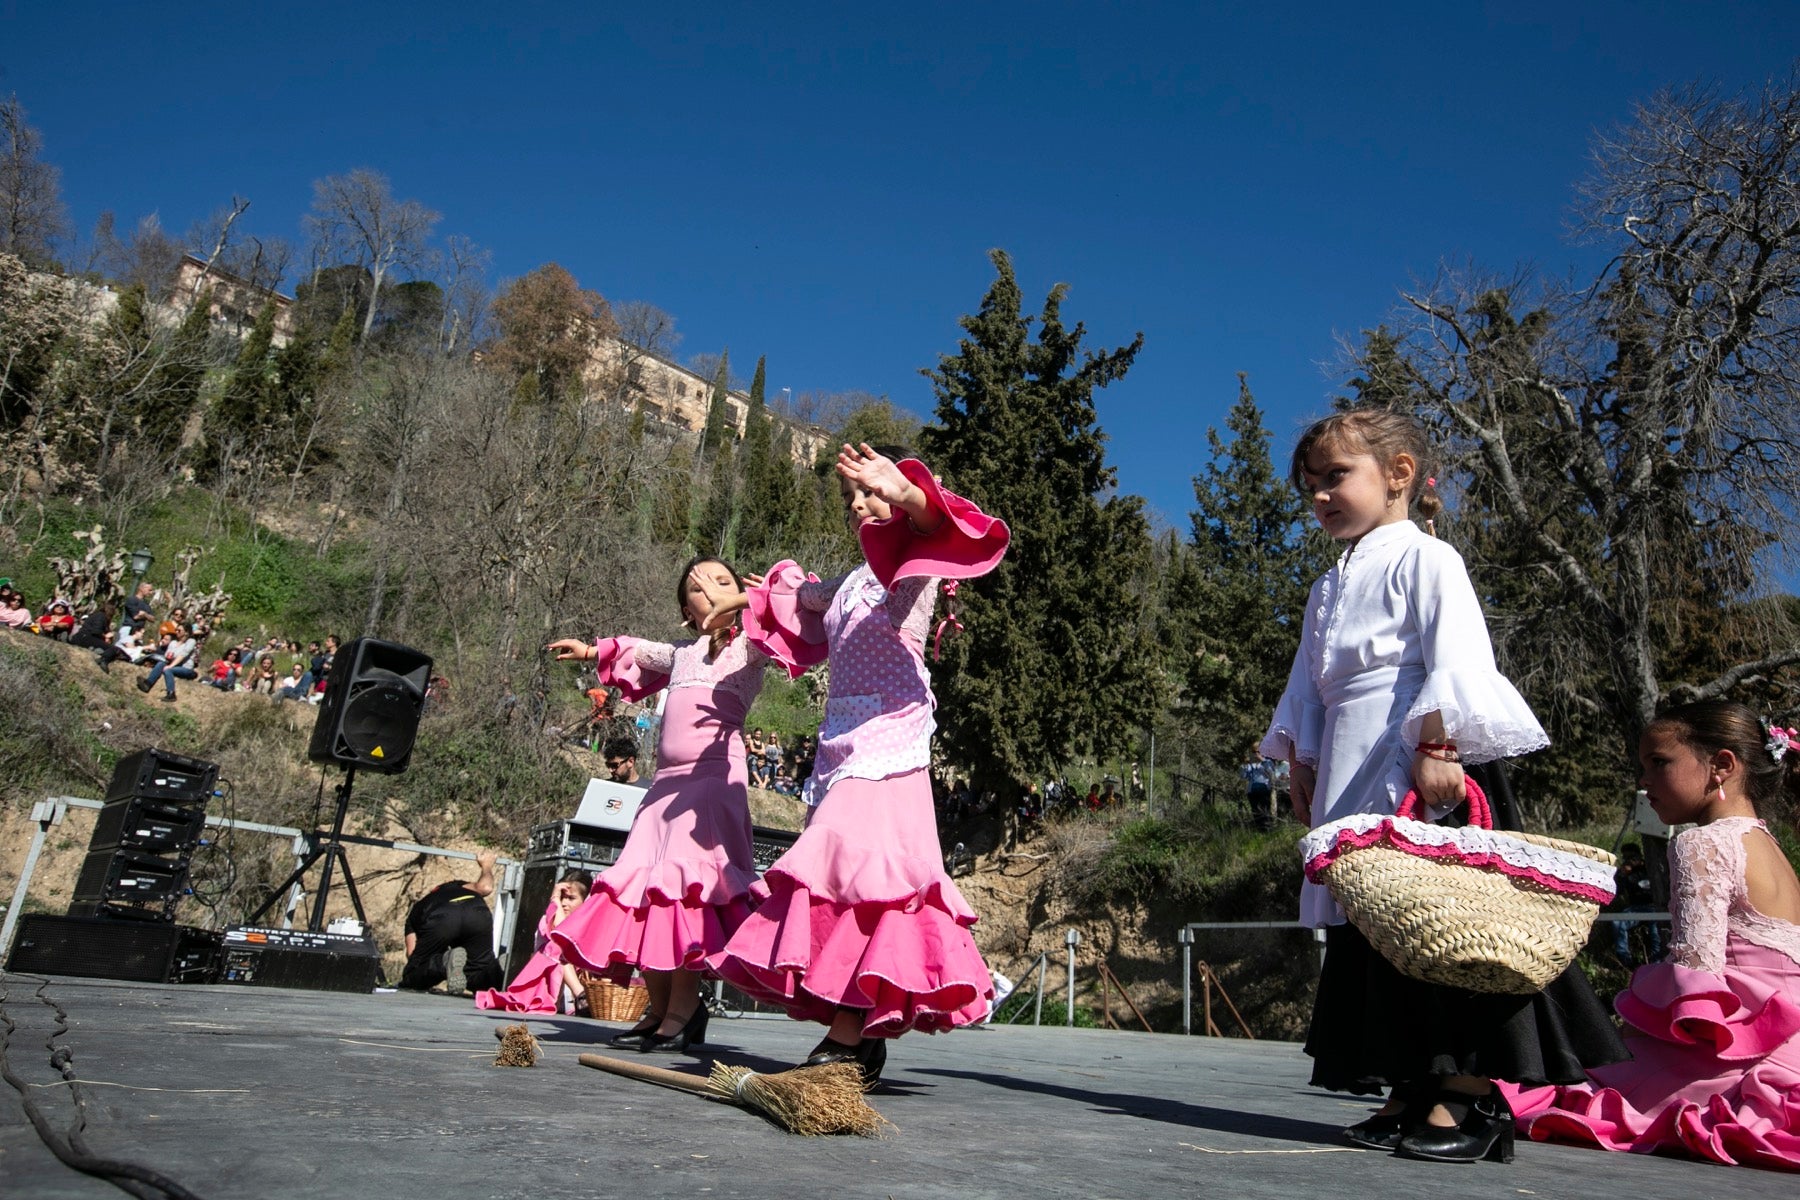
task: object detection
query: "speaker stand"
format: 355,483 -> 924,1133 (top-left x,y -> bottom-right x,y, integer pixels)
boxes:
250,768 -> 368,932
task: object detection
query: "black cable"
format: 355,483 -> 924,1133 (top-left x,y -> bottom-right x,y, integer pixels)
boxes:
0,973 -> 208,1200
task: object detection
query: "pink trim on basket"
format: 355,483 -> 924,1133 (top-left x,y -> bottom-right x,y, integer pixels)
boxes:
1304,822 -> 1615,904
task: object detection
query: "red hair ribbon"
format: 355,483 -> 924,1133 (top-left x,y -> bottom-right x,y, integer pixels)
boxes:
932,580 -> 964,662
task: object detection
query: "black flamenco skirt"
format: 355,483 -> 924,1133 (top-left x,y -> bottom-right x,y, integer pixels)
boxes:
1304,761 -> 1630,1094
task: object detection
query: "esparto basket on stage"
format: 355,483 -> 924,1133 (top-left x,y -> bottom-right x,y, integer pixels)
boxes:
578,972 -> 650,1023
1300,779 -> 1616,994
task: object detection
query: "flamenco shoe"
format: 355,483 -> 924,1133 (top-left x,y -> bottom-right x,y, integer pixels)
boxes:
1343,1086 -> 1423,1151
1395,1088 -> 1514,1164
803,1036 -> 887,1085
643,1006 -> 709,1054
608,1011 -> 663,1049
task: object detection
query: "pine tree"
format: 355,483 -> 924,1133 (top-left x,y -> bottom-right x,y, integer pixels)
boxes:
920,250 -> 1158,795
140,286 -> 212,448
204,298 -> 277,473
1181,375 -> 1329,763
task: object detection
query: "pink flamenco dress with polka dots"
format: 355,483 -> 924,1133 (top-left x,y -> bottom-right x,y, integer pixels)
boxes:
711,459 -> 1010,1039
1501,817 -> 1800,1171
549,632 -> 783,983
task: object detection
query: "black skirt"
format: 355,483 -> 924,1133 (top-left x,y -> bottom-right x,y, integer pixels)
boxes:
1304,761 -> 1630,1094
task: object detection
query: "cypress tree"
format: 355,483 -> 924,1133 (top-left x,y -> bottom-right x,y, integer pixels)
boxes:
919,249 -> 1158,795
737,355 -> 779,565
141,285 -> 213,448
700,351 -> 732,455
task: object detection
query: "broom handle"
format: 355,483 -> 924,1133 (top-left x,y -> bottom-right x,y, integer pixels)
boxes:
578,1052 -> 717,1095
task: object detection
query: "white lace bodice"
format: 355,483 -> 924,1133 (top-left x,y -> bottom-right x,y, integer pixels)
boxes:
631,634 -> 769,708
1666,816 -> 1800,973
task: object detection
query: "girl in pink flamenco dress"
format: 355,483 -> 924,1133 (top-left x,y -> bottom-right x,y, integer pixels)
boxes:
475,871 -> 591,1014
705,443 -> 1009,1084
544,557 -> 787,1054
1504,701 -> 1800,1172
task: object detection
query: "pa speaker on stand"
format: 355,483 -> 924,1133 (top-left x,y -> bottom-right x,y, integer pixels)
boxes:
307,638 -> 432,774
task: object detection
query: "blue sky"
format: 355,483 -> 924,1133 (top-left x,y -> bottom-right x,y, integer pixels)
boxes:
5,2 -> 1798,536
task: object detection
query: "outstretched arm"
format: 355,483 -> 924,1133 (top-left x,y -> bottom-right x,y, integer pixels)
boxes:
468,850 -> 498,898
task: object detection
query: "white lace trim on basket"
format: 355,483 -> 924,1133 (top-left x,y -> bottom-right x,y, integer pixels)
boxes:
1301,814 -> 1616,902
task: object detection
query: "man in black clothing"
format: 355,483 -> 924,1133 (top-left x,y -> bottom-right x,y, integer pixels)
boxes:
399,851 -> 504,995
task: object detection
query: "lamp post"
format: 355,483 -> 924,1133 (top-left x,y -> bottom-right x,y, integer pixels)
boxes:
128,546 -> 155,594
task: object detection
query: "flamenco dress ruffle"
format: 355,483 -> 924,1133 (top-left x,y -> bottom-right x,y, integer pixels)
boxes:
1504,938 -> 1800,1171
707,770 -> 992,1037
475,908 -> 566,1013
548,638 -> 759,983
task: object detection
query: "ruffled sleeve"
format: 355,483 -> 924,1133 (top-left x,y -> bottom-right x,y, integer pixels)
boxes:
740,559 -> 829,678
1400,538 -> 1549,763
1665,823 -> 1743,973
858,458 -> 1009,588
593,635 -> 674,703
1260,580 -> 1325,766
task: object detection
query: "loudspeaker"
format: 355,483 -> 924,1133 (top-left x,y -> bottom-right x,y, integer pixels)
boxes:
7,914 -> 182,981
307,638 -> 432,774
105,748 -> 218,806
69,848 -> 190,919
220,927 -> 381,993
89,794 -> 208,856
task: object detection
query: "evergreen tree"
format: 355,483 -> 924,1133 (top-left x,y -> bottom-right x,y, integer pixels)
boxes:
204,298 -> 277,473
737,355 -> 778,564
1181,376 -> 1329,764
700,351 -> 732,455
140,286 -> 212,448
920,249 -> 1158,795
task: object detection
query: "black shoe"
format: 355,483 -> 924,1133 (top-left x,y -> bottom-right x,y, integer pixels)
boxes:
136,679 -> 153,693
1396,1088 -> 1514,1163
1344,1085 -> 1424,1150
643,1006 -> 709,1054
609,1011 -> 663,1049
803,1035 -> 886,1085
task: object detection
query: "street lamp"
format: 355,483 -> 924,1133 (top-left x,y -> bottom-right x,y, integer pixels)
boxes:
129,546 -> 154,592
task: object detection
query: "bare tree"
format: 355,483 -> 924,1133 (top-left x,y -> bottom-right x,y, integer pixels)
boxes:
436,234 -> 490,355
305,169 -> 441,341
1351,73 -> 1800,770
0,95 -> 70,268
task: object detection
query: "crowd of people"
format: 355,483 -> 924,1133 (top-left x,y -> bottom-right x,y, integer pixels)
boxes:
742,728 -> 814,794
2,577 -> 340,706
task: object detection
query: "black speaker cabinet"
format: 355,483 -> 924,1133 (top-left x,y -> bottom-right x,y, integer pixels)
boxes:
69,848 -> 190,917
7,914 -> 181,981
219,927 -> 381,993
307,637 -> 432,774
89,794 -> 208,856
105,748 -> 217,806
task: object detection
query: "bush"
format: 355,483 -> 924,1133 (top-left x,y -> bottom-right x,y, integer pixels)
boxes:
0,638 -> 110,804
992,992 -> 1099,1028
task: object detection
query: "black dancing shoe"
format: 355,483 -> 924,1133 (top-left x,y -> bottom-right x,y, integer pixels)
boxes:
1344,1085 -> 1423,1150
803,1036 -> 886,1085
643,1006 -> 709,1054
1396,1088 -> 1514,1164
608,1011 -> 662,1049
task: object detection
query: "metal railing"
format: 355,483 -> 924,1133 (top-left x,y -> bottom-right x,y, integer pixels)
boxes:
1,795 -> 522,970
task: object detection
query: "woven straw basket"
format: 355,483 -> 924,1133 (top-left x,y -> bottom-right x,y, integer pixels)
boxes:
1307,781 -> 1615,995
579,973 -> 650,1023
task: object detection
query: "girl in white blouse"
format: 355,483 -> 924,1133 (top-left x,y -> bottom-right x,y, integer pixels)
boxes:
1261,407 -> 1622,1164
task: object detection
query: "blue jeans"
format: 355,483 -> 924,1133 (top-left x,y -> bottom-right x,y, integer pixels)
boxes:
145,660 -> 198,695
1612,904 -> 1665,964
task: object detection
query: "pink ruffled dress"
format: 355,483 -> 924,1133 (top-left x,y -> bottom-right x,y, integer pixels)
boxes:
475,903 -> 571,1014
710,460 -> 1010,1038
1504,817 -> 1800,1171
549,633 -> 775,983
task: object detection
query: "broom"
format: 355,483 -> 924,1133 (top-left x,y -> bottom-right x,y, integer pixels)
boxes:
577,1053 -> 891,1137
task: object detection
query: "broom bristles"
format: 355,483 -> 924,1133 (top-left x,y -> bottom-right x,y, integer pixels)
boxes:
704,1062 -> 892,1137
493,1023 -> 541,1067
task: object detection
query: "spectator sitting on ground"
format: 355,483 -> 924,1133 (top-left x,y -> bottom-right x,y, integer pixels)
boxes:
70,602 -> 115,656
99,612 -> 152,672
206,646 -> 243,690
157,606 -> 189,644
139,623 -> 198,702
0,592 -> 32,629
240,653 -> 280,695
34,599 -> 76,640
275,661 -> 312,703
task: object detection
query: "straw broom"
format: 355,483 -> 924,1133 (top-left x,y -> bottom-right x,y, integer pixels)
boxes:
577,1053 -> 891,1137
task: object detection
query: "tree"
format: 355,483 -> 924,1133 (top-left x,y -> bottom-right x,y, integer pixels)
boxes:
700,351 -> 733,454
736,355 -> 780,565
305,169 -> 440,341
1350,73 -> 1800,820
920,249 -> 1159,797
0,95 -> 70,267
484,264 -> 614,409
1179,376 -> 1330,764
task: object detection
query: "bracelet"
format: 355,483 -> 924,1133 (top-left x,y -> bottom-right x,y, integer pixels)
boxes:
1415,747 -> 1461,763
1415,741 -> 1457,752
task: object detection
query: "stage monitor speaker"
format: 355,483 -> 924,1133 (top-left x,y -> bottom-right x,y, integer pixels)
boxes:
6,914 -> 181,981
105,747 -> 218,806
307,638 -> 432,775
89,794 -> 208,856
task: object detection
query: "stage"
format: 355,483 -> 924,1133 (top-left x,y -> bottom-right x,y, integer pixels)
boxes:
2,975 -> 1784,1199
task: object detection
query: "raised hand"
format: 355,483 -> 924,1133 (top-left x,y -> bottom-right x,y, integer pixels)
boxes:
546,638 -> 592,661
836,443 -> 913,507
